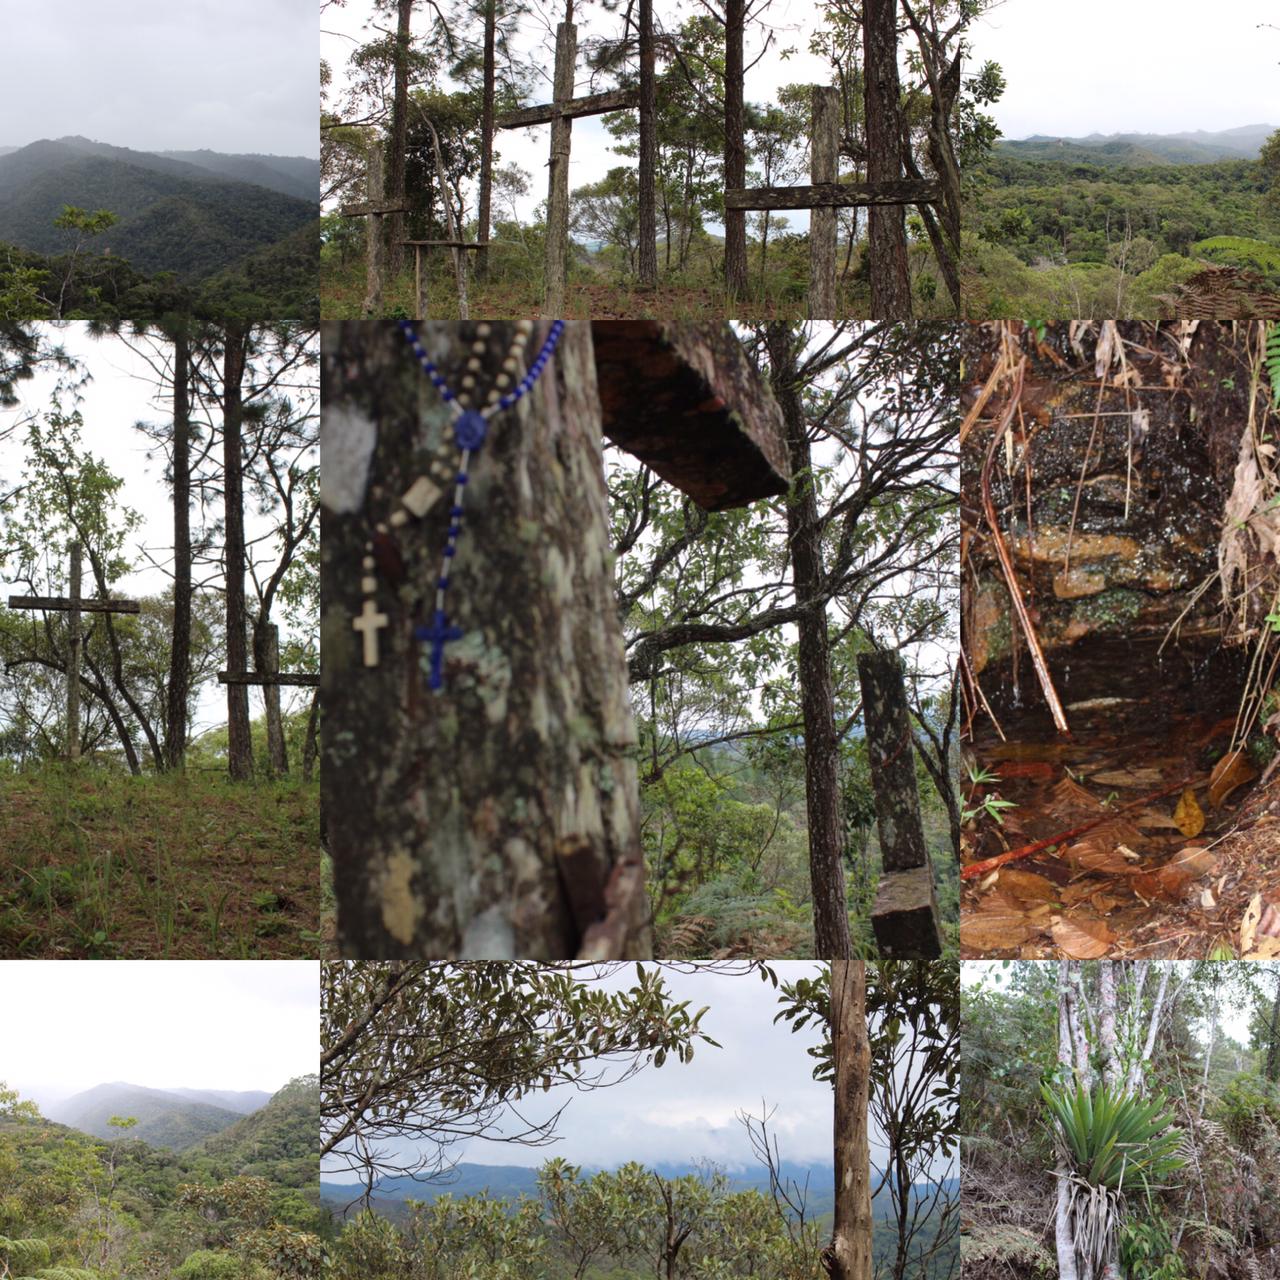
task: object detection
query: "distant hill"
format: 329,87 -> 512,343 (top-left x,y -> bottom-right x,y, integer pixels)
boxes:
166,1087 -> 273,1114
0,136 -> 316,282
321,1159 -> 958,1223
189,1074 -> 320,1195
997,123 -> 1276,166
48,1082 -> 244,1150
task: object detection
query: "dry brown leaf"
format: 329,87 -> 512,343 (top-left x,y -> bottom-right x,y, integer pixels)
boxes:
1208,749 -> 1259,809
1173,788 -> 1206,839
1133,809 -> 1185,831
1248,937 -> 1280,958
1090,891 -> 1124,913
997,869 -> 1059,902
1166,846 -> 1217,878
962,909 -> 1031,953
1051,914 -> 1115,959
1051,776 -> 1105,813
1200,888 -> 1216,910
1241,893 -> 1264,954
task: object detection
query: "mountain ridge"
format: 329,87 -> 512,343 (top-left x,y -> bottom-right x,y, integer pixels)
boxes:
47,1081 -> 258,1150
997,123 -> 1276,166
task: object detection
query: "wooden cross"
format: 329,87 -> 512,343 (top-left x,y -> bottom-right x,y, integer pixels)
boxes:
7,541 -> 140,761
857,649 -> 944,959
340,143 -> 411,318
496,22 -> 641,316
320,321 -> 791,961
400,240 -> 519,322
350,599 -> 389,667
723,86 -> 940,320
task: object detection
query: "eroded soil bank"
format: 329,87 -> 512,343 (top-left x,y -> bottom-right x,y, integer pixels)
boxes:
960,320 -> 1280,958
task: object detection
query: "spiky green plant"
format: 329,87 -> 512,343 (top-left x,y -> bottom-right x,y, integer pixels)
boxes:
1041,1081 -> 1185,1279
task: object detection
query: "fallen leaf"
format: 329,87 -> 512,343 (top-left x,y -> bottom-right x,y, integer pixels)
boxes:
1166,846 -> 1217,878
977,870 -> 999,892
996,761 -> 1056,781
1051,914 -> 1115,959
1090,891 -> 1124,913
997,869 -> 1059,902
1241,893 -> 1264,954
1248,937 -> 1280,958
1173,788 -> 1206,839
1208,749 -> 1259,809
1133,809 -> 1185,831
1200,888 -> 1216,909
962,909 -> 1031,953
1051,777 -> 1105,813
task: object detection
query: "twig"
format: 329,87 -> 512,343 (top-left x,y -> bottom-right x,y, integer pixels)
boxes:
978,360 -> 1071,735
960,775 -> 1197,880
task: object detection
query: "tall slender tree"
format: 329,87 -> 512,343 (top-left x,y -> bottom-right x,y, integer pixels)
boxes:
221,324 -> 253,782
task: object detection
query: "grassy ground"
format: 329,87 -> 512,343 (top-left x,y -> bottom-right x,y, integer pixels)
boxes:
320,257 -> 883,320
0,765 -> 321,958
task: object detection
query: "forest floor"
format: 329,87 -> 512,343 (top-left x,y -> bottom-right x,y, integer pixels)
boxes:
0,766 -> 321,958
319,259 -> 884,320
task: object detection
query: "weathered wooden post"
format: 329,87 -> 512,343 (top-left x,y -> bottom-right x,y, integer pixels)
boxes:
496,27 -> 639,317
8,541 -> 141,762
857,648 -> 944,958
320,321 -> 788,960
340,143 -> 410,318
809,87 -> 839,321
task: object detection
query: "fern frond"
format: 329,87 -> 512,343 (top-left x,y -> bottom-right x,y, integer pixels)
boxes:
1266,321 -> 1280,410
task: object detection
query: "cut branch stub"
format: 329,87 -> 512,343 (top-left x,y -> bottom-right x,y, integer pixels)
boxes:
591,320 -> 789,511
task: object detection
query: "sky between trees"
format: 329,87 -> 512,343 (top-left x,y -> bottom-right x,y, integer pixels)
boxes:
2,0 -> 320,156
972,0 -> 1278,139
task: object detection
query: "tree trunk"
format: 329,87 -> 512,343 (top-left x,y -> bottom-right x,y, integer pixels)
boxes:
1266,980 -> 1280,1083
808,86 -> 839,319
255,621 -> 289,777
637,0 -> 658,288
862,0 -> 912,318
476,0 -> 497,284
830,959 -> 872,1279
222,324 -> 254,782
302,687 -> 321,783
1098,961 -> 1121,1090
1055,961 -> 1082,1280
165,328 -> 192,771
723,0 -> 748,300
543,22 -> 577,316
387,0 -> 413,279
66,540 -> 82,760
768,323 -> 851,960
320,321 -> 650,959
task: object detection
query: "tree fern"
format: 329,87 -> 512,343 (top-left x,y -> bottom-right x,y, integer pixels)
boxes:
1267,322 -> 1280,410
0,1236 -> 51,1273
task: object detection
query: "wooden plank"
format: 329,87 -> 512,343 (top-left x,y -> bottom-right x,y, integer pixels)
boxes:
341,201 -> 412,217
808,86 -> 839,320
497,87 -> 639,129
871,867 -> 944,959
218,672 -> 320,687
723,178 -> 940,211
591,320 -> 789,511
8,595 -> 140,614
399,240 -> 488,248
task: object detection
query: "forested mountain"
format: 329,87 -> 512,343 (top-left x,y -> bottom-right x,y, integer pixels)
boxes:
996,123 -> 1275,166
166,1087 -> 274,1114
48,1082 -> 244,1149
156,149 -> 320,201
0,137 -> 315,277
0,1076 -> 324,1280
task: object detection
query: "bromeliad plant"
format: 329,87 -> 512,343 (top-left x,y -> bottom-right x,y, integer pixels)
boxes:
1041,1081 -> 1185,1280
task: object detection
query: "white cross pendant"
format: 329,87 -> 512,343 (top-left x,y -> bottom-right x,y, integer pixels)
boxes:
353,598 -> 390,667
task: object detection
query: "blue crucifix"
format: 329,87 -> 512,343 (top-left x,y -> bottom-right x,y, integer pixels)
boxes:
416,610 -> 465,691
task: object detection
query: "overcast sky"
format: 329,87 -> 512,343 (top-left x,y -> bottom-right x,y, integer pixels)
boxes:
973,0 -> 1279,139
2,960 -> 318,1109
0,323 -> 318,741
3,0 -> 319,157
323,0 -> 876,233
323,963 -> 956,1182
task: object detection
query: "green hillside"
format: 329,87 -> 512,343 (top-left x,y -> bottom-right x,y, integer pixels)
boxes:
157,150 -> 319,202
51,1082 -> 242,1150
192,1075 -> 320,1197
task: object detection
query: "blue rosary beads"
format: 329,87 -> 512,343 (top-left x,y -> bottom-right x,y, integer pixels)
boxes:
396,319 -> 567,691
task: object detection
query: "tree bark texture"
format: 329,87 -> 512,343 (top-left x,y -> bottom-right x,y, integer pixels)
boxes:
637,0 -> 658,288
862,0 -> 912,318
808,87 -> 839,320
476,0 -> 497,283
859,649 -> 942,958
362,145 -> 387,318
768,325 -> 851,961
830,959 -> 873,1280
165,328 -> 191,771
387,0 -> 413,279
1098,961 -> 1120,1090
222,325 -> 254,782
723,0 -> 748,301
320,321 -> 650,959
544,23 -> 577,317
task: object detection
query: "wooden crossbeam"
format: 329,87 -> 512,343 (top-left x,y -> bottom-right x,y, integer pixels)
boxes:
723,178 -> 940,211
497,87 -> 639,130
341,200 -> 411,218
401,240 -> 488,248
9,594 -> 140,614
218,672 -> 320,687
